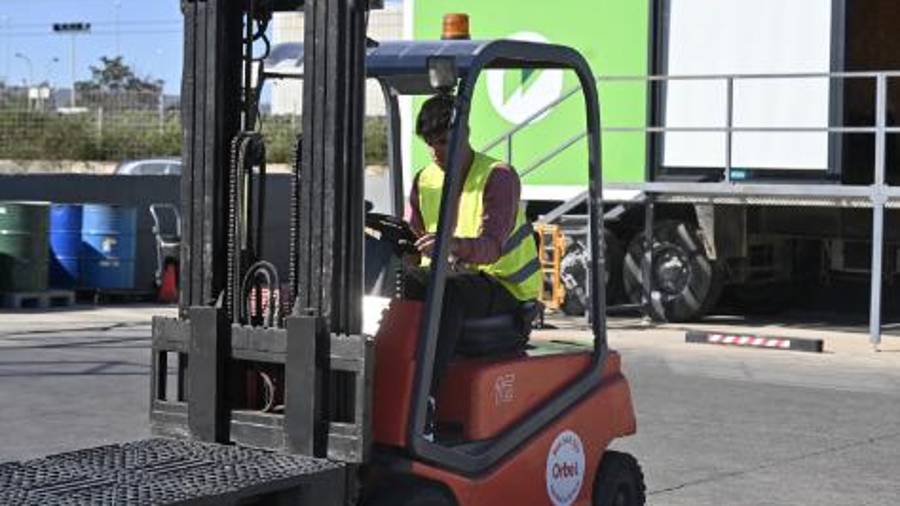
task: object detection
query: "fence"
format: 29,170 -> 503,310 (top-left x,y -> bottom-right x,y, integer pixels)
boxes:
0,88 -> 180,165
0,87 -> 387,170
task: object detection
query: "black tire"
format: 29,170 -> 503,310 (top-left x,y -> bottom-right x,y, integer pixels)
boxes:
560,230 -> 625,316
362,479 -> 456,506
622,220 -> 724,322
593,451 -> 646,506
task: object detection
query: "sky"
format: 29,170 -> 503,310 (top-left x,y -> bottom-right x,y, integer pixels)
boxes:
1,0 -> 190,94
0,0 -> 403,96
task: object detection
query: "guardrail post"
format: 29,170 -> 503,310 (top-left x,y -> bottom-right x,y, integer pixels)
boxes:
724,77 -> 733,183
641,196 -> 655,322
869,73 -> 887,347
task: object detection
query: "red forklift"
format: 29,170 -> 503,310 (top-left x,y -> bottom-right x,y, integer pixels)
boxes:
356,28 -> 644,506
150,3 -> 646,504
0,2 -> 643,505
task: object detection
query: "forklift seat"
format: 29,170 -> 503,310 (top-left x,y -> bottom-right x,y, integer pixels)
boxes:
456,301 -> 541,356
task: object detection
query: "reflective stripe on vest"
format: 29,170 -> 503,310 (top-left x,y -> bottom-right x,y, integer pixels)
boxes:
416,152 -> 541,301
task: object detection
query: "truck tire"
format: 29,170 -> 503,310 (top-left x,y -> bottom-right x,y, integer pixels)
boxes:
622,220 -> 724,322
593,451 -> 646,506
560,230 -> 624,316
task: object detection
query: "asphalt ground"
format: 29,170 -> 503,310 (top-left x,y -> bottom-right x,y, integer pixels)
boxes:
597,315 -> 900,506
1,305 -> 899,505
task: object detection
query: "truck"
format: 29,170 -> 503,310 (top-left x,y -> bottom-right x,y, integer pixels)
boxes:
405,0 -> 900,333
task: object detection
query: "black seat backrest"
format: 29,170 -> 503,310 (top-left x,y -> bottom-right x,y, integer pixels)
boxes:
457,301 -> 541,357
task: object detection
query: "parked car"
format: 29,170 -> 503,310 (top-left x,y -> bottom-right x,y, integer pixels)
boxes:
114,159 -> 182,176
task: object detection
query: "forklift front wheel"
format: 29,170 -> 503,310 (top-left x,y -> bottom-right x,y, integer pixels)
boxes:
592,451 -> 646,506
362,478 -> 457,506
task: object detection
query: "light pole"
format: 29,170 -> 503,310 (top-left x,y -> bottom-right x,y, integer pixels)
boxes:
44,57 -> 60,84
14,52 -> 33,86
52,22 -> 91,108
2,16 -> 9,84
114,1 -> 122,56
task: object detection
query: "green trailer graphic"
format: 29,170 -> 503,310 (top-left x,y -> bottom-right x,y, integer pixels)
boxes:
408,0 -> 650,198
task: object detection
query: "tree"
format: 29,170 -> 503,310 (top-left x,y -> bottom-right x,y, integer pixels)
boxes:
75,56 -> 164,109
77,56 -> 163,93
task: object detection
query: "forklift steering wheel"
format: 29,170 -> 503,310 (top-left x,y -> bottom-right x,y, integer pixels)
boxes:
365,212 -> 419,256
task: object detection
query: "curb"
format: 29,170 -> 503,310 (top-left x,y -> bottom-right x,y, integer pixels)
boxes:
685,330 -> 824,353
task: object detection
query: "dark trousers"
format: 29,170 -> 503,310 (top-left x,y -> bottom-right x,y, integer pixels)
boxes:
402,266 -> 520,394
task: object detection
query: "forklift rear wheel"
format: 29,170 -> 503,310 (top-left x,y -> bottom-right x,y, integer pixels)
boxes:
622,220 -> 724,322
593,451 -> 646,506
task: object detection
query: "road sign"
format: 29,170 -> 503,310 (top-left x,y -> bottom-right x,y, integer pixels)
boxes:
52,23 -> 91,33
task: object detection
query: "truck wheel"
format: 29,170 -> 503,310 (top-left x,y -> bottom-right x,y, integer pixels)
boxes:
560,230 -> 624,316
622,220 -> 724,322
593,451 -> 646,506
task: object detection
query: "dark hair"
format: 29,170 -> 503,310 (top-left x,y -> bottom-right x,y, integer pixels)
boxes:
416,94 -> 455,141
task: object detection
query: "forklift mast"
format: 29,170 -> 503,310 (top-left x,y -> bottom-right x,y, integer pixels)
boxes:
151,0 -> 375,464
179,0 -> 367,333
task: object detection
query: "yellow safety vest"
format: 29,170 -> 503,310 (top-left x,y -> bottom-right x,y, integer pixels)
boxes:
416,152 -> 541,301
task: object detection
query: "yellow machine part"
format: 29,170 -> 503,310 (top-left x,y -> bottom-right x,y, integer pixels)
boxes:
535,223 -> 566,311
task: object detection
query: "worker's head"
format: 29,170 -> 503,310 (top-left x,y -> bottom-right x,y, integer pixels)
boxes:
416,94 -> 471,171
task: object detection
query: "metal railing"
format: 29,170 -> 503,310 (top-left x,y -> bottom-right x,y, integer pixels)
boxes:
487,70 -> 900,347
484,70 -> 900,186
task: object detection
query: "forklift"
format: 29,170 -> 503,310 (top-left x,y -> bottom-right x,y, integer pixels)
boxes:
0,2 -> 643,505
154,1 -> 644,504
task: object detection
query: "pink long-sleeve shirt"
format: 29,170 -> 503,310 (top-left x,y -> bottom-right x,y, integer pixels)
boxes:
408,162 -> 521,265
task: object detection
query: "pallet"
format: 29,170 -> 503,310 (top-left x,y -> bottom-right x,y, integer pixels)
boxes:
0,290 -> 76,309
0,438 -> 347,505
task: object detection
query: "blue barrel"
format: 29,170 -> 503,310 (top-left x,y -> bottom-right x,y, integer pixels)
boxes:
48,204 -> 83,288
80,204 -> 137,290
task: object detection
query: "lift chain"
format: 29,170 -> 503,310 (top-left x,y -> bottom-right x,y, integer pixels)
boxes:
226,132 -> 267,323
288,134 -> 302,316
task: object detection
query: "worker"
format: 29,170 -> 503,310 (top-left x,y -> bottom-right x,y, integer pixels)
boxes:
404,94 -> 541,438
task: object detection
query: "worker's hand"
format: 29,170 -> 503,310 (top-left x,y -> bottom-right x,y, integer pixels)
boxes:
415,234 -> 436,256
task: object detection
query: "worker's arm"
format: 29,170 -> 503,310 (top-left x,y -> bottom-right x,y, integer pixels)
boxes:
451,165 -> 519,264
407,172 -> 426,237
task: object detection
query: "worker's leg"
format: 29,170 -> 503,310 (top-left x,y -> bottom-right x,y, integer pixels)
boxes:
430,272 -> 520,394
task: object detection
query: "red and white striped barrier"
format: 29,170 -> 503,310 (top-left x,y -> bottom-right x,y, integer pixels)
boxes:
686,330 -> 823,353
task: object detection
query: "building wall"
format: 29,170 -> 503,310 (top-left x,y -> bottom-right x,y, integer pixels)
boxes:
270,4 -> 404,117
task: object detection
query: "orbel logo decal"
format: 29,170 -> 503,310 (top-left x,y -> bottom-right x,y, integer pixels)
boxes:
487,31 -> 565,125
546,430 -> 585,506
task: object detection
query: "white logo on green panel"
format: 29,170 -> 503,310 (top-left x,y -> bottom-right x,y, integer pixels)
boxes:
487,32 -> 565,125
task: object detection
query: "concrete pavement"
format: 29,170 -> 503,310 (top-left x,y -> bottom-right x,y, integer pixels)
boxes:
601,315 -> 900,505
1,305 -> 899,504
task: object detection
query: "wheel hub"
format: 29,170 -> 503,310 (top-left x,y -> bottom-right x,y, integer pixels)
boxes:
653,245 -> 691,296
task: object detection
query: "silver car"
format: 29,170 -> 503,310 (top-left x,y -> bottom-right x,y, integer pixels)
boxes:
114,159 -> 182,176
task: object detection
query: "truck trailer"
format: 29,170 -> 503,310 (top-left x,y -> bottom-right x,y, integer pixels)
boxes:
405,0 -> 900,331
